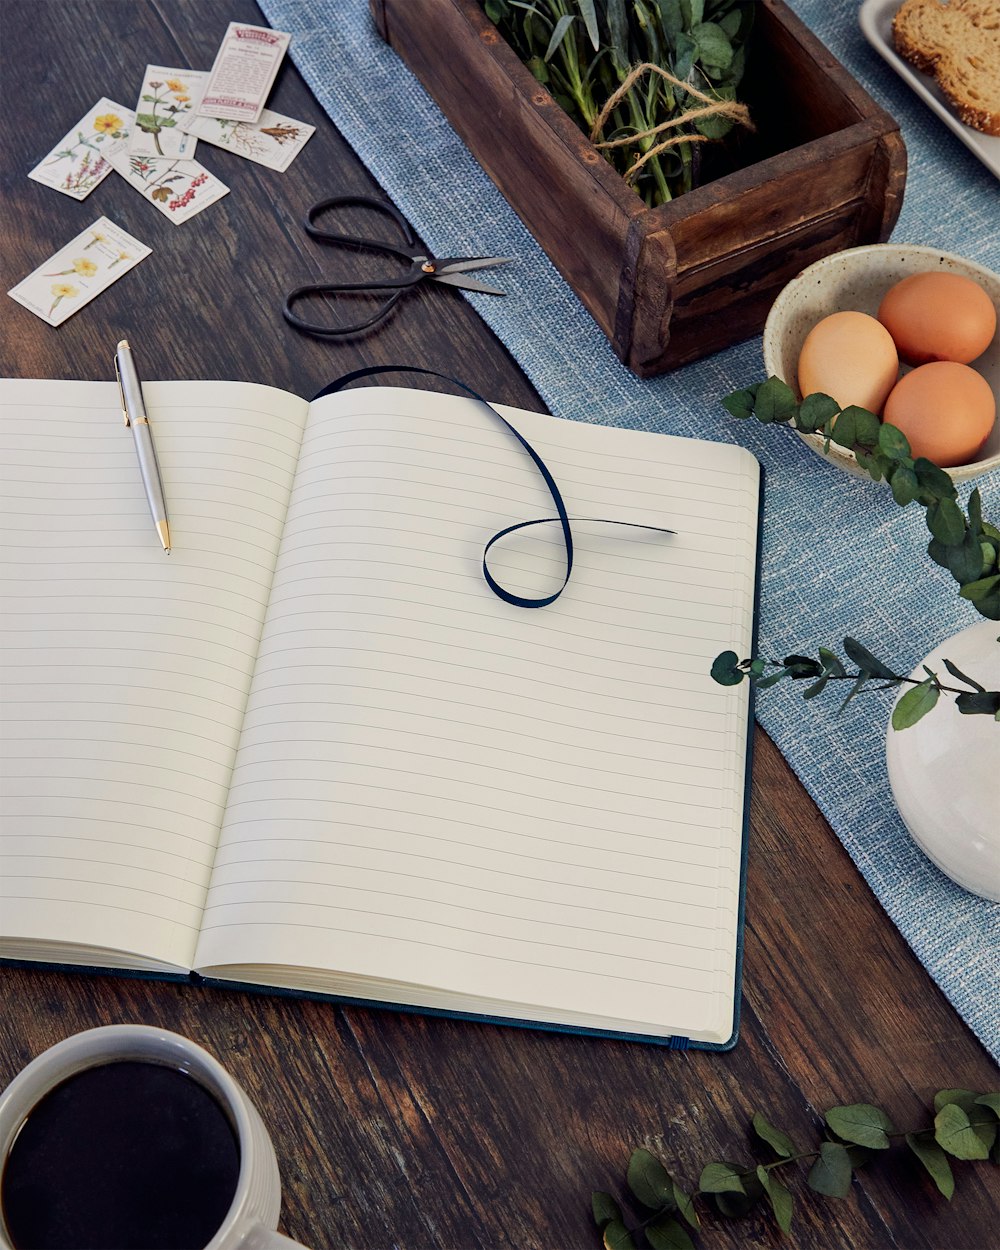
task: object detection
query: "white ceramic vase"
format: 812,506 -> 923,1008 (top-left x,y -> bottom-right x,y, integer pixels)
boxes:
885,619 -> 1000,901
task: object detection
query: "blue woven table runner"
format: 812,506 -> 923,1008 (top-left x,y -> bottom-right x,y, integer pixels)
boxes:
258,0 -> 1000,1059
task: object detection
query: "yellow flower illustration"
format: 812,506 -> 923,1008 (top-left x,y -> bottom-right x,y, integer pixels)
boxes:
48,282 -> 80,317
165,78 -> 186,93
44,257 -> 98,278
93,113 -> 122,134
173,95 -> 190,103
108,250 -> 132,269
84,230 -> 107,250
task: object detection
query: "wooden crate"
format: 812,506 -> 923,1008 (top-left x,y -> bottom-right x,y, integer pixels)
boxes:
370,0 -> 906,377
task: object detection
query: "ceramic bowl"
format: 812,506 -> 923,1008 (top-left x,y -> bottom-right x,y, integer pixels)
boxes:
762,244 -> 1000,482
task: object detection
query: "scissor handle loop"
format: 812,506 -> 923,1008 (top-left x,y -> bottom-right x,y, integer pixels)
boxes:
283,282 -> 410,338
304,195 -> 418,262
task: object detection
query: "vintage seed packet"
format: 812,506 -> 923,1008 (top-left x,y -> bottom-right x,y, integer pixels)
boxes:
128,66 -> 208,159
196,23 -> 291,123
27,98 -> 131,200
180,107 -> 314,171
7,217 -> 151,327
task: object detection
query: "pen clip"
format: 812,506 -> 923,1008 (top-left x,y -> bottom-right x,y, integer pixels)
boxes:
114,351 -> 131,427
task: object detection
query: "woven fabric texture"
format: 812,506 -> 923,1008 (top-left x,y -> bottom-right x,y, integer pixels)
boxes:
257,0 -> 1000,1058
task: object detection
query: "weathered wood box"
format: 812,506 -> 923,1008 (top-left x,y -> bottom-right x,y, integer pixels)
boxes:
370,0 -> 906,376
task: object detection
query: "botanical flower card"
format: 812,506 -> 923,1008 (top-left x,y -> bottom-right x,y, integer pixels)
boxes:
109,150 -> 230,225
27,98 -> 131,200
7,217 -> 151,327
197,23 -> 291,123
128,66 -> 208,159
180,107 -> 314,172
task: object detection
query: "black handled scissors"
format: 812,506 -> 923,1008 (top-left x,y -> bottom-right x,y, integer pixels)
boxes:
282,195 -> 510,339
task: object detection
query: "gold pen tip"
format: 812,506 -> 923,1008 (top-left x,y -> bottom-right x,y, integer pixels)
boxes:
117,338 -> 130,351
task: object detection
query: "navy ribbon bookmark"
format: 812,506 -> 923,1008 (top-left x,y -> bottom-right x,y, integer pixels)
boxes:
313,365 -> 674,609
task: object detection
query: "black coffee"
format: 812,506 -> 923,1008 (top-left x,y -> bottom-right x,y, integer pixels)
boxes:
1,1059 -> 240,1250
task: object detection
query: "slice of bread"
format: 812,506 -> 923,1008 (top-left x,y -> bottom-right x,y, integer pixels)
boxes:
892,0 -> 1000,135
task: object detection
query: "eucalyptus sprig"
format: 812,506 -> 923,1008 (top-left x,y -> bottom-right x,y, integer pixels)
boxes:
592,1089 -> 1000,1248
711,636 -> 1000,728
722,377 -> 1000,622
481,0 -> 755,204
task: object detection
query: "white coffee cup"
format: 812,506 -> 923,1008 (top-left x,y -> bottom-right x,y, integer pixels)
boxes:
0,1024 -> 311,1250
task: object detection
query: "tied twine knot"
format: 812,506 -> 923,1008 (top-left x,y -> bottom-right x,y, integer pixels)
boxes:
589,62 -> 753,183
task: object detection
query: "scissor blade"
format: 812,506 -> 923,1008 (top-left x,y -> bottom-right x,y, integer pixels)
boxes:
434,256 -> 511,275
431,271 -> 507,295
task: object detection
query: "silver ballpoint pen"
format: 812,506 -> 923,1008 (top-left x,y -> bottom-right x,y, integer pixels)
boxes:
115,339 -> 171,553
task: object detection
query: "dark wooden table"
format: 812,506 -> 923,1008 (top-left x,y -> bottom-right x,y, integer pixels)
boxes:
2,4 -> 997,1248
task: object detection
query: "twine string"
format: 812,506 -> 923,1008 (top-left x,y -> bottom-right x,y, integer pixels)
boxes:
589,61 -> 753,182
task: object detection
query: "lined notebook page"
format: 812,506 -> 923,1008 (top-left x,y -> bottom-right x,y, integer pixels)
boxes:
0,379 -> 308,971
195,388 -> 759,1042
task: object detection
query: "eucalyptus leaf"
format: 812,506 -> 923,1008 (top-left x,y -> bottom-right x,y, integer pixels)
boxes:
825,1104 -> 894,1149
914,457 -> 958,501
891,678 -> 940,730
946,527 -> 988,583
906,1132 -> 955,1200
603,1217 -> 637,1250
797,392 -> 839,434
830,405 -> 858,448
698,1161 -> 745,1194
807,1141 -> 852,1197
751,1110 -> 796,1158
878,422 -> 911,459
974,1092 -> 1000,1119
756,1165 -> 794,1233
592,1191 -> 622,1230
969,486 -> 984,536
710,650 -> 744,686
928,498 -> 966,547
753,376 -> 797,424
942,659 -> 986,692
888,463 -> 919,506
934,1102 -> 993,1160
645,1214 -> 695,1250
671,1179 -> 699,1229
721,386 -> 757,419
819,647 -> 846,677
626,1148 -> 675,1210
959,574 -> 1000,602
852,407 -> 882,448
956,691 -> 1000,716
843,638 -> 897,679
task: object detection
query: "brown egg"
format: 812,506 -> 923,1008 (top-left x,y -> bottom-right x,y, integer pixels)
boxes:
797,311 -> 899,414
882,362 -> 996,466
878,271 -> 997,365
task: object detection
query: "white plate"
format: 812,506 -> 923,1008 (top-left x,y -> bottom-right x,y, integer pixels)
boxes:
859,0 -> 1000,180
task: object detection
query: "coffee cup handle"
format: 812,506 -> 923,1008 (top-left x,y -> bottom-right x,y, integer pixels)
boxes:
239,1225 -> 312,1250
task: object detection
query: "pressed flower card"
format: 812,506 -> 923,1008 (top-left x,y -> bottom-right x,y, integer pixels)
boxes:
197,23 -> 291,123
106,105 -> 230,224
28,98 -> 131,200
181,107 -> 314,171
7,217 -> 151,327
128,66 -> 208,159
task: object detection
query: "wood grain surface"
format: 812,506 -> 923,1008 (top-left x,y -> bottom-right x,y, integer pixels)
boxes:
1,4 -> 996,1249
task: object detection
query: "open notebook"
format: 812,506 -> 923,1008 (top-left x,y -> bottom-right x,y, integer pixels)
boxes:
0,378 -> 760,1048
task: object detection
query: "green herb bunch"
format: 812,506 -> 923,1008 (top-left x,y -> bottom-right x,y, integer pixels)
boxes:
481,0 -> 755,204
592,1089 -> 1000,1248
